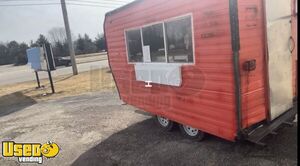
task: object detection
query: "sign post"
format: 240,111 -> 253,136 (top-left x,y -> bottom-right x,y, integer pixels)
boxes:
26,44 -> 56,94
43,43 -> 56,94
34,71 -> 41,89
47,70 -> 55,94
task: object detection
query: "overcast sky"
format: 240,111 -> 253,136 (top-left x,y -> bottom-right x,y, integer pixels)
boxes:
0,0 -> 134,43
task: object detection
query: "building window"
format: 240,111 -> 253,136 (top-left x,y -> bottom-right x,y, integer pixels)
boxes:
125,14 -> 194,64
165,16 -> 193,63
142,23 -> 166,62
125,29 -> 143,62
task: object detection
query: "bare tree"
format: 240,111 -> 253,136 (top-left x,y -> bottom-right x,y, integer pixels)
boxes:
48,27 -> 67,44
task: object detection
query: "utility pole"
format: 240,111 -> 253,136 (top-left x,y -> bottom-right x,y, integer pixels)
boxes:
61,0 -> 78,75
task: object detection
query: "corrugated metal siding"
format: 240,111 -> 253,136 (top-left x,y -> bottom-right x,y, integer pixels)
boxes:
237,0 -> 268,128
105,0 -> 237,141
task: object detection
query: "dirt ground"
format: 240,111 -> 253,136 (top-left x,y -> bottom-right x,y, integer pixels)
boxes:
0,91 -> 298,166
0,67 -> 115,103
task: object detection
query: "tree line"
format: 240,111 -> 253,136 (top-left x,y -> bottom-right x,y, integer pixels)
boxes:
0,27 -> 106,66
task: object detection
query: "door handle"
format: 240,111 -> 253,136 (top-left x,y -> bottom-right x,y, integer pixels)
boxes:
289,36 -> 296,53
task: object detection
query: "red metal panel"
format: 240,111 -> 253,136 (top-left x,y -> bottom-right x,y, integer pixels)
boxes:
105,0 -> 238,141
291,0 -> 298,97
237,0 -> 268,128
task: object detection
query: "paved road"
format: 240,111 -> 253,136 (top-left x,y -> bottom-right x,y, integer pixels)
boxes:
0,91 -> 297,166
0,60 -> 108,86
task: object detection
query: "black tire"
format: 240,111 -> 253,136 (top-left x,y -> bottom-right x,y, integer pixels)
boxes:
179,124 -> 205,141
155,115 -> 175,131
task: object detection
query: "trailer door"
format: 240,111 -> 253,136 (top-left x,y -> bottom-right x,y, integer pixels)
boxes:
265,0 -> 293,120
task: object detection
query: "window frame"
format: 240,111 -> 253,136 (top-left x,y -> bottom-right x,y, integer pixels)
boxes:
124,28 -> 144,63
142,22 -> 166,63
124,13 -> 195,65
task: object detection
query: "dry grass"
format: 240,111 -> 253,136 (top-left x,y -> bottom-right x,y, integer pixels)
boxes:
0,68 -> 116,102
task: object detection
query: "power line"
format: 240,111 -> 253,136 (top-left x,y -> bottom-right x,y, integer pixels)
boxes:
69,0 -> 129,3
0,0 -> 130,3
0,3 -> 60,6
0,0 -> 55,1
67,0 -> 127,7
0,2 -> 124,8
0,0 -> 129,8
68,0 -> 127,5
69,2 -> 122,8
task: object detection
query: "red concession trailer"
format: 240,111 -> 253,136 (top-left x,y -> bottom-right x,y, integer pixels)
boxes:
104,0 -> 298,144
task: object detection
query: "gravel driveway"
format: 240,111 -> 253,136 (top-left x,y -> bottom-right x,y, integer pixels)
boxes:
0,91 -> 297,166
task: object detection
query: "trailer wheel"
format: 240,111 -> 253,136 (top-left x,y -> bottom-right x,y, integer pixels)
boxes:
155,116 -> 175,131
179,124 -> 205,141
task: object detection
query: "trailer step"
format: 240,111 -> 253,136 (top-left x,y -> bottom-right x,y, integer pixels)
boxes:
256,141 -> 266,147
246,107 -> 297,145
270,131 -> 277,135
283,121 -> 294,126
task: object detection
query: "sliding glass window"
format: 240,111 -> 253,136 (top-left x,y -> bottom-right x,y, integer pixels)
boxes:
125,15 -> 193,64
125,29 -> 143,62
165,16 -> 193,63
142,23 -> 166,62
